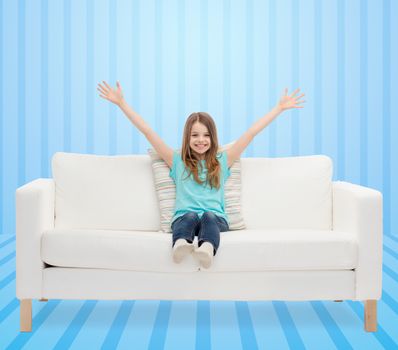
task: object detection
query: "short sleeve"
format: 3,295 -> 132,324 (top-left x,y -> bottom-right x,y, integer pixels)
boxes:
169,150 -> 179,181
218,151 -> 231,179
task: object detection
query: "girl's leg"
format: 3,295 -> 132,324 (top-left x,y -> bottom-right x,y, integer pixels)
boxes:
171,212 -> 200,247
197,211 -> 229,256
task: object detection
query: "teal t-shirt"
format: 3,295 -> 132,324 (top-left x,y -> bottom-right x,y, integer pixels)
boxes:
169,150 -> 231,228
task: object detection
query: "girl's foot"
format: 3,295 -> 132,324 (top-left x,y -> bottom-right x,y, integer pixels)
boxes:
172,239 -> 194,263
192,242 -> 214,269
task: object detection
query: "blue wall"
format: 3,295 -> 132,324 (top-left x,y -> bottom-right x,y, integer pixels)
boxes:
1,0 -> 397,236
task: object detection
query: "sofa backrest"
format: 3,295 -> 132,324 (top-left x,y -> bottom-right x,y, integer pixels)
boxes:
52,152 -> 332,231
52,152 -> 161,231
240,155 -> 332,230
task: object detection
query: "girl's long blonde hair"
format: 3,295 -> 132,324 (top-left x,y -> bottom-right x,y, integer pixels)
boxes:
181,112 -> 221,190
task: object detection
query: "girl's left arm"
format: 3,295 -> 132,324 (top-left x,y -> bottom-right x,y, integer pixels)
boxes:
226,88 -> 305,168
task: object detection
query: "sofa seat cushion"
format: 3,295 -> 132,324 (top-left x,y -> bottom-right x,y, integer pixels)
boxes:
214,230 -> 357,271
41,229 -> 357,273
41,229 -> 200,273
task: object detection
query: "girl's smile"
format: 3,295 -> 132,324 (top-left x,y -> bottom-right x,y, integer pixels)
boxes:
190,121 -> 211,158
194,144 -> 208,150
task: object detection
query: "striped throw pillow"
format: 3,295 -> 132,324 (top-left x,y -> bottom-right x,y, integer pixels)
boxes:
147,143 -> 246,232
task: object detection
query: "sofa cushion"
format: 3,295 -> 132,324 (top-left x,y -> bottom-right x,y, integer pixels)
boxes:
52,152 -> 161,231
41,229 -> 357,272
240,155 -> 333,230
147,142 -> 246,232
41,229 -> 200,273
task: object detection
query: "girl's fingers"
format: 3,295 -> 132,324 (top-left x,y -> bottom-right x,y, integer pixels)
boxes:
97,84 -> 108,94
291,88 -> 300,97
284,88 -> 288,95
296,100 -> 306,104
97,87 -> 107,95
103,81 -> 111,89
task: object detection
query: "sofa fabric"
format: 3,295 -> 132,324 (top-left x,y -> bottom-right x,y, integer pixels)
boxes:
42,268 -> 356,301
240,155 -> 333,230
52,152 -> 161,231
41,228 -> 357,273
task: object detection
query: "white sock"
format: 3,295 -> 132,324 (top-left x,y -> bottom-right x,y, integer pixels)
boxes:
172,238 -> 194,263
192,242 -> 214,269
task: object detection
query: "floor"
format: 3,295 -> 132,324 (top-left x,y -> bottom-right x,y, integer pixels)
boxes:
1,234 -> 398,350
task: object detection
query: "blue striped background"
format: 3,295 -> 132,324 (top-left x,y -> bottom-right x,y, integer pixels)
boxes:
0,0 -> 397,238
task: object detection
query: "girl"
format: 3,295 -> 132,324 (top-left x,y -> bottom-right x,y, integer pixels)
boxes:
97,81 -> 305,269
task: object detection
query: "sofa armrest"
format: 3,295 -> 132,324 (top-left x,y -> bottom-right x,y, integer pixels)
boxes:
16,178 -> 55,299
332,181 -> 383,300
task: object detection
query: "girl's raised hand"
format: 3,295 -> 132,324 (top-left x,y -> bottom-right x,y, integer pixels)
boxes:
278,88 -> 306,111
97,81 -> 124,106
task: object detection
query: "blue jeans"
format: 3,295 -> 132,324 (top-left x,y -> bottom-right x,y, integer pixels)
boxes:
171,211 -> 229,256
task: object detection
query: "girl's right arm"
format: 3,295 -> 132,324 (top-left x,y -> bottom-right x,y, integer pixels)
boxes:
97,81 -> 174,168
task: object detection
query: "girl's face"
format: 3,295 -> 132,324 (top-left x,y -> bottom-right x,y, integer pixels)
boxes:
190,122 -> 211,158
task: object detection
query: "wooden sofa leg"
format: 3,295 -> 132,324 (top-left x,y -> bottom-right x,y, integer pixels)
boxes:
39,298 -> 48,302
364,300 -> 377,332
20,299 -> 32,332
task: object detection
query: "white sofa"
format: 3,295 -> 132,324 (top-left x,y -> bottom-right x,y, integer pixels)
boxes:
16,152 -> 383,332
